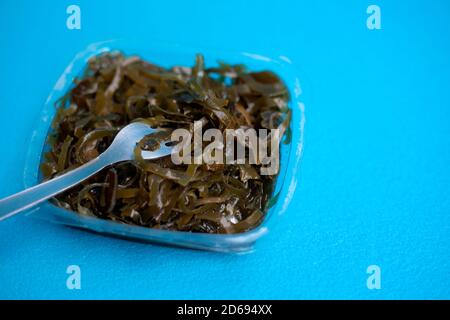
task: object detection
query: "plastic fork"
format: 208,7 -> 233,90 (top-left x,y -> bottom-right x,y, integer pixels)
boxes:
0,122 -> 173,221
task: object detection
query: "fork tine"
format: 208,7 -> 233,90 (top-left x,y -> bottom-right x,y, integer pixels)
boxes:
139,143 -> 174,160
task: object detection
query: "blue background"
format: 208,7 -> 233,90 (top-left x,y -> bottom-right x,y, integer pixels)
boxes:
0,0 -> 449,299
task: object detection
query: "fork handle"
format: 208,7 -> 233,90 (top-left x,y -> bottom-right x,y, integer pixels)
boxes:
0,156 -> 108,221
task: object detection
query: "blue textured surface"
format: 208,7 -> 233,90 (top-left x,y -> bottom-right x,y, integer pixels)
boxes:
0,0 -> 449,299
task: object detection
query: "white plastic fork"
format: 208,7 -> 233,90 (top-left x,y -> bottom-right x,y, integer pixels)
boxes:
0,122 -> 173,221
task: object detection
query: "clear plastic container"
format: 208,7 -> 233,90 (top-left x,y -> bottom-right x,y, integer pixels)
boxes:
23,39 -> 305,252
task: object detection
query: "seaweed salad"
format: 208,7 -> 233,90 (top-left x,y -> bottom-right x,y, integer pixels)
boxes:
41,52 -> 291,234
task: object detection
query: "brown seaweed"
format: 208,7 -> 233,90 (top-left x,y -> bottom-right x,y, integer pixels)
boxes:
42,52 -> 290,234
